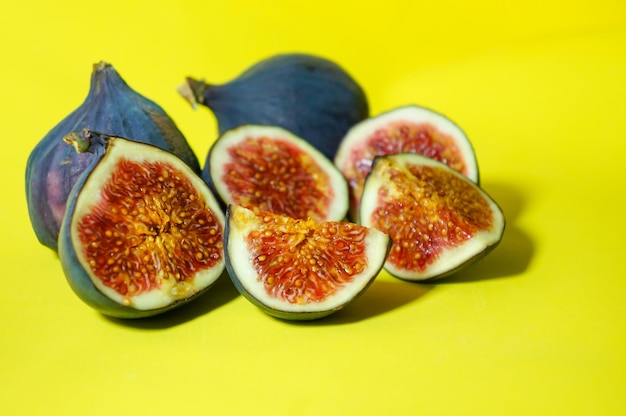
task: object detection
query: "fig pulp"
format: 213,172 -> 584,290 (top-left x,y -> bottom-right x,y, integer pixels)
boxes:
359,153 -> 504,281
179,53 -> 369,161
26,61 -> 201,250
334,105 -> 479,220
205,125 -> 349,222
58,129 -> 225,318
225,205 -> 391,320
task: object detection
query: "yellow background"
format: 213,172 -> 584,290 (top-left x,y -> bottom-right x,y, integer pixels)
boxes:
2,1 -> 626,414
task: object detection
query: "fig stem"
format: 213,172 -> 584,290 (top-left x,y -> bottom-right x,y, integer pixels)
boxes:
63,128 -> 109,154
177,77 -> 210,109
176,81 -> 198,110
63,129 -> 92,153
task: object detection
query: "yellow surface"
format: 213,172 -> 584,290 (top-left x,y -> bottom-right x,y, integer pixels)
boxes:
2,1 -> 626,415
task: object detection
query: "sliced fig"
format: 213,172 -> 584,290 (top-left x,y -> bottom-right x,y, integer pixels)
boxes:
334,105 -> 479,219
178,53 -> 369,161
206,124 -> 349,222
360,153 -> 504,281
224,205 -> 391,320
58,129 -> 225,318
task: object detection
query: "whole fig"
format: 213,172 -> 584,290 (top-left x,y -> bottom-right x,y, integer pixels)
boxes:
26,61 -> 201,251
178,53 -> 369,165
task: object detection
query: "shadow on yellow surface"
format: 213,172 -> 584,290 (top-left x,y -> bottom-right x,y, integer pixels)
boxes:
101,270 -> 240,329
290,279 -> 434,326
439,180 -> 534,284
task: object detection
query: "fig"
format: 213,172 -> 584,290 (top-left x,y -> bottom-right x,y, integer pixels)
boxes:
359,153 -> 504,281
334,105 -> 479,219
224,205 -> 391,320
58,129 -> 225,318
205,124 -> 349,222
26,61 -> 201,250
178,53 -> 369,161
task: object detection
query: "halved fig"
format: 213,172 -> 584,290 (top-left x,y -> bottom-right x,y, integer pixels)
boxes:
224,205 -> 391,320
360,153 -> 504,281
205,124 -> 348,222
334,105 -> 479,219
58,129 -> 226,318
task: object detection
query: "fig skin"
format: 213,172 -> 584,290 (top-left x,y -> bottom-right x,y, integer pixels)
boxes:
26,61 -> 201,251
179,53 -> 369,162
58,130 -> 225,319
224,205 -> 391,321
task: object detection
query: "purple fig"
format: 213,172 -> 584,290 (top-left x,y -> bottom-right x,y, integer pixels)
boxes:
26,62 -> 200,251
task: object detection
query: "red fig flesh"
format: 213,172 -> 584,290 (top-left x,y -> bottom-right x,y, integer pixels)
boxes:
335,105 -> 479,219
360,153 -> 503,281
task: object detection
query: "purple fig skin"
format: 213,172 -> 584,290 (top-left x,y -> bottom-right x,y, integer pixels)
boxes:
25,62 -> 201,251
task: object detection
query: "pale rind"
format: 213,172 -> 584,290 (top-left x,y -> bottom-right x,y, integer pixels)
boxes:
227,205 -> 389,314
334,105 -> 479,183
210,125 -> 349,222
70,138 -> 226,310
360,153 -> 504,281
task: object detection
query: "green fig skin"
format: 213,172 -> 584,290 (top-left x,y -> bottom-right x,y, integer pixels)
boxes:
26,61 -> 201,251
58,130 -> 224,319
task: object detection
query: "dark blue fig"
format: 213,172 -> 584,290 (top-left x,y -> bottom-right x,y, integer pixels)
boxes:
178,53 -> 369,169
26,61 -> 201,251
58,129 -> 225,318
